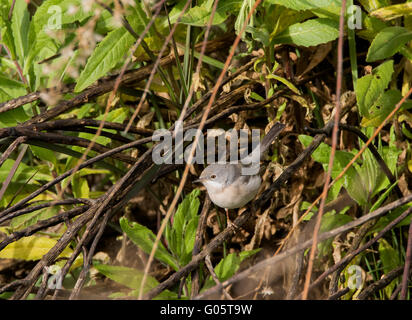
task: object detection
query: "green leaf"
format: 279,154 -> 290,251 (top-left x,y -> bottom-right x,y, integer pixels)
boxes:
0,20 -> 16,61
0,75 -> 29,127
172,0 -> 241,27
25,0 -> 93,74
319,211 -> 352,256
298,135 -> 362,204
359,0 -> 390,12
11,0 -> 29,65
93,263 -> 177,299
246,26 -> 270,46
74,27 -> 135,92
267,74 -> 300,94
378,238 -> 401,298
0,159 -> 52,183
202,249 -> 260,291
215,250 -> 260,281
358,16 -> 389,42
119,217 -> 179,271
168,189 -> 200,265
30,145 -> 57,166
267,0 -> 341,11
355,60 -> 393,117
71,174 -> 89,199
272,18 -> 339,47
182,216 -> 198,265
180,6 -> 227,26
367,27 -> 412,62
371,2 -> 412,21
77,107 -> 129,146
0,75 -> 27,102
370,180 -> 398,212
360,89 -> 401,127
10,206 -> 59,230
0,235 -> 73,260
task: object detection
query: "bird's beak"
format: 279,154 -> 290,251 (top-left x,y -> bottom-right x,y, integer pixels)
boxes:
193,178 -> 204,184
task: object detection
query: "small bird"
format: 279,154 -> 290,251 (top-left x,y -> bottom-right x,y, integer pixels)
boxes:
194,122 -> 285,222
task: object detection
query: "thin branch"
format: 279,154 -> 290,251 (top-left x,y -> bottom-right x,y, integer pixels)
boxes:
191,195 -> 211,298
0,136 -> 27,168
139,0 -> 263,299
0,145 -> 28,202
194,195 -> 412,300
0,198 -> 93,225
302,206 -> 412,297
357,266 -> 407,300
205,254 -> 233,300
302,0 -> 347,300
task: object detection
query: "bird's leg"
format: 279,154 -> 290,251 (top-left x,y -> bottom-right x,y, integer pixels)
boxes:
225,208 -> 232,228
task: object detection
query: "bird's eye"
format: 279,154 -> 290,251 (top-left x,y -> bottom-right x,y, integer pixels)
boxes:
210,174 -> 216,179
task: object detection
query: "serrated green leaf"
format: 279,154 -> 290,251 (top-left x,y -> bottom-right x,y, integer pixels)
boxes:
181,216 -> 198,265
119,217 -> 179,271
74,27 -> 135,92
367,27 -> 412,62
170,189 -> 200,264
0,235 -> 73,260
355,60 -> 393,117
272,18 -> 339,47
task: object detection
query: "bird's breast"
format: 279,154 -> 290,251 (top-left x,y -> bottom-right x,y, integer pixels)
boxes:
204,175 -> 261,209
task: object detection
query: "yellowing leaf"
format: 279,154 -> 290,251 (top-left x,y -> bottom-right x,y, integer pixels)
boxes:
0,236 -> 73,261
371,2 -> 412,21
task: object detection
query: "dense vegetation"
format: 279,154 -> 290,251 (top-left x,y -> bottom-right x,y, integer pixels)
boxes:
0,0 -> 411,300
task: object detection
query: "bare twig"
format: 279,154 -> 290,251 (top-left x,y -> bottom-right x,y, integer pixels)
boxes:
0,206 -> 89,251
205,254 -> 233,300
357,266 -> 407,300
0,136 -> 27,168
304,206 -> 412,297
139,0 -> 263,299
0,145 -> 28,202
191,195 -> 211,298
195,195 -> 412,299
302,0 -> 347,300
